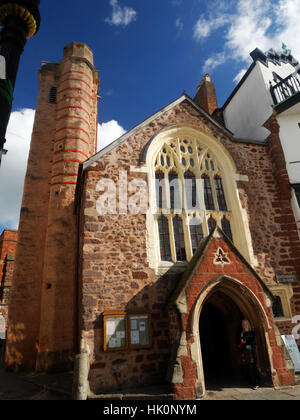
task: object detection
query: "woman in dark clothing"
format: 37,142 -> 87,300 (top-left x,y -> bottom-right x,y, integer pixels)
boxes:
239,320 -> 260,390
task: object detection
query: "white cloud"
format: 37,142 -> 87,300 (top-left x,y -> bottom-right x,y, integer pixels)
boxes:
202,52 -> 227,73
0,109 -> 125,229
233,68 -> 247,84
175,18 -> 184,35
197,0 -> 300,73
225,0 -> 272,62
193,15 -> 228,41
273,0 -> 300,60
97,120 -> 126,151
105,0 -> 137,27
0,108 -> 35,229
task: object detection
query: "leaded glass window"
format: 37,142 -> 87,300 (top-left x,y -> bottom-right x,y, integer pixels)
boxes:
173,216 -> 186,261
190,221 -> 204,254
158,215 -> 172,262
202,175 -> 215,211
214,175 -> 228,211
154,137 -> 233,263
221,216 -> 233,241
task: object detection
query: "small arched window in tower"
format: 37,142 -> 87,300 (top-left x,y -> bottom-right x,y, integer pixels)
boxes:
202,175 -> 215,211
173,215 -> 186,261
184,171 -> 197,210
214,175 -> 228,211
208,215 -> 217,234
49,86 -> 57,104
272,296 -> 284,318
158,215 -> 172,262
190,221 -> 204,254
221,216 -> 233,242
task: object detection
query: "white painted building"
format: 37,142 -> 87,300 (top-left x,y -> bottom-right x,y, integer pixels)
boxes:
222,47 -> 300,235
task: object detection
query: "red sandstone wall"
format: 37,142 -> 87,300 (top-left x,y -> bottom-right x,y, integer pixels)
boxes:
172,237 -> 296,399
0,230 -> 17,284
6,43 -> 99,372
37,43 -> 99,371
0,230 -> 17,313
5,62 -> 57,369
80,100 -> 300,393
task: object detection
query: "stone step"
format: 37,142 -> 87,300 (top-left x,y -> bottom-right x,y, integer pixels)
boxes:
88,385 -> 175,400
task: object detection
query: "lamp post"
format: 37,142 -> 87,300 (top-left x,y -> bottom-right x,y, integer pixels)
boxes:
0,0 -> 40,166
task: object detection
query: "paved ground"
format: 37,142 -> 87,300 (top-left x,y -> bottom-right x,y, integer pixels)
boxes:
0,368 -> 71,400
0,358 -> 299,400
0,359 -> 72,400
202,384 -> 300,400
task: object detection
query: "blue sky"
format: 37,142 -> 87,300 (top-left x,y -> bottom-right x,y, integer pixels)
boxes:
1,0 -> 300,232
14,0 -> 297,129
13,0 -> 243,129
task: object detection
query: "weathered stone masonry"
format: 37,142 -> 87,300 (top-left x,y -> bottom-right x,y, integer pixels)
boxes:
4,43 -> 300,399
79,99 -> 300,394
6,43 -> 99,371
0,230 -> 18,320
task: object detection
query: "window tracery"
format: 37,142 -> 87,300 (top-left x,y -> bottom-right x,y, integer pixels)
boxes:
154,136 -> 234,263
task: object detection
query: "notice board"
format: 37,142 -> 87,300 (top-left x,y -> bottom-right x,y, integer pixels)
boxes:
103,312 -> 151,351
129,314 -> 151,348
104,315 -> 127,351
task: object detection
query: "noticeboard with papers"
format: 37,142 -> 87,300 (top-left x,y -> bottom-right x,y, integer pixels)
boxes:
104,315 -> 127,351
129,314 -> 151,348
103,312 -> 151,351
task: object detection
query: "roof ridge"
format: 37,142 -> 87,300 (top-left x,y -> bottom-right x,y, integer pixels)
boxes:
83,94 -> 233,171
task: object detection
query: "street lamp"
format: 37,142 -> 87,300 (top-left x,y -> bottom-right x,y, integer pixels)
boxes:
0,0 -> 40,166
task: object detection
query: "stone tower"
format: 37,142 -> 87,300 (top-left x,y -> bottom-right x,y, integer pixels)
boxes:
5,42 -> 99,371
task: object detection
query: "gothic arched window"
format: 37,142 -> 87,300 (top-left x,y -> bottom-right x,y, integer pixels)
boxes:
169,171 -> 180,210
173,215 -> 186,261
184,171 -> 197,209
208,215 -> 217,234
221,216 -> 233,241
155,170 -> 165,209
202,174 -> 215,211
153,135 -> 234,263
214,176 -> 228,211
190,221 -> 204,254
158,215 -> 172,262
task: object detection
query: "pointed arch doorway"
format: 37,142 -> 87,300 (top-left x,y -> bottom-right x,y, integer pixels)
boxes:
193,276 -> 274,394
199,292 -> 244,388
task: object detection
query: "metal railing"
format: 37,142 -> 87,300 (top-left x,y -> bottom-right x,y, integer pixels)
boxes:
270,72 -> 300,105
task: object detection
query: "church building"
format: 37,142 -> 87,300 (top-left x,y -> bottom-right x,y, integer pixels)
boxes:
4,42 -> 300,400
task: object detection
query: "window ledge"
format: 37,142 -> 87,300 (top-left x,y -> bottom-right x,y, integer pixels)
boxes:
274,317 -> 292,323
156,261 -> 188,276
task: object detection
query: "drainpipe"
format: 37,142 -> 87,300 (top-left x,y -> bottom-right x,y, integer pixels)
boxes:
72,345 -> 90,400
72,166 -> 90,400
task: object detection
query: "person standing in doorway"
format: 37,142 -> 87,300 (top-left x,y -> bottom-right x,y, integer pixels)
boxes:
239,319 -> 260,390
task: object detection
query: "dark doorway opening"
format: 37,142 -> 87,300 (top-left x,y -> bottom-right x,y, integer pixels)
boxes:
199,291 -> 245,389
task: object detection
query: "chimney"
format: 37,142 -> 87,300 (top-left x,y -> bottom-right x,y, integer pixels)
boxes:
193,74 -> 218,115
